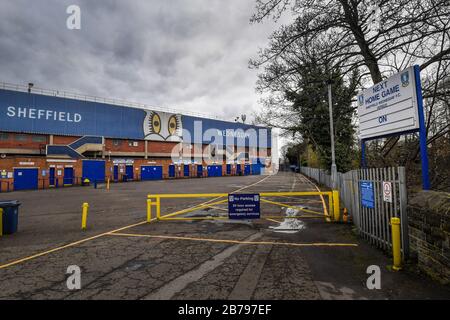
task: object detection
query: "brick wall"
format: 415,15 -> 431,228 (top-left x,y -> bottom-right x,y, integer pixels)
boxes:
148,141 -> 178,154
53,135 -> 78,145
0,156 -> 82,192
105,138 -> 146,153
408,190 -> 450,285
0,132 -> 48,150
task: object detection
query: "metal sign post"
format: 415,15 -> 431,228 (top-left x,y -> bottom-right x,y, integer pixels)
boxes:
414,65 -> 430,190
327,80 -> 338,190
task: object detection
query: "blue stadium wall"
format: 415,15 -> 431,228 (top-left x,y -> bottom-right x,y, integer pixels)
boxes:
0,89 -> 271,148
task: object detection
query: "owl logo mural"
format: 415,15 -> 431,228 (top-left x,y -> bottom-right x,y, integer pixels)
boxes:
143,111 -> 183,142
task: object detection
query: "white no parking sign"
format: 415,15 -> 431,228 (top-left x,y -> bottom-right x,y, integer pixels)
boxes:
383,181 -> 392,203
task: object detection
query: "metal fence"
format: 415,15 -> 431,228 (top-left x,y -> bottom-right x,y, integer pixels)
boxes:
301,166 -> 409,258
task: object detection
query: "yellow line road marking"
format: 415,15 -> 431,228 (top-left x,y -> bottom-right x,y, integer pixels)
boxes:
160,199 -> 228,219
260,198 -> 324,216
265,218 -> 280,224
207,205 -> 228,212
108,232 -> 358,247
161,217 -> 228,221
299,173 -> 330,221
266,198 -> 324,204
0,220 -> 150,270
0,175 -> 272,270
264,215 -> 326,219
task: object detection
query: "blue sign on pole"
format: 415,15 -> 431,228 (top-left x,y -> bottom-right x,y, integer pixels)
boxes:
360,181 -> 375,209
228,194 -> 260,219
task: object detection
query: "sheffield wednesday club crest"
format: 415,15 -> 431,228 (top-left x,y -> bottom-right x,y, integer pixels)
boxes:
401,71 -> 410,87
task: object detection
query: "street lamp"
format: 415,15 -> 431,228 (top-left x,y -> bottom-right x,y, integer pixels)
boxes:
326,79 -> 337,189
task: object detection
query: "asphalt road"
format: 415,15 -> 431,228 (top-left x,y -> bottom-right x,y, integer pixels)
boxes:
0,172 -> 448,300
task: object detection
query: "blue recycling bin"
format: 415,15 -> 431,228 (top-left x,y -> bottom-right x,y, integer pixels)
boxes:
0,200 -> 20,235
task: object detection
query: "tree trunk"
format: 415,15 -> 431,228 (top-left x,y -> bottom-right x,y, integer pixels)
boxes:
339,0 -> 383,84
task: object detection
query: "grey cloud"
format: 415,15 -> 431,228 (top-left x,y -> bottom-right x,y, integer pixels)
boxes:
0,0 -> 283,121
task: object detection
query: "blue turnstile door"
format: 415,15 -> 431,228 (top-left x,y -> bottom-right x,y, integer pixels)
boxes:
244,164 -> 251,176
82,160 -> 106,183
216,165 -> 222,177
197,165 -> 203,177
184,165 -> 190,177
49,167 -> 56,186
125,165 -> 134,181
207,165 -> 223,177
226,164 -> 231,175
14,168 -> 39,191
251,164 -> 261,175
113,166 -> 119,181
236,164 -> 242,175
64,167 -> 74,185
141,166 -> 163,181
169,165 -> 175,178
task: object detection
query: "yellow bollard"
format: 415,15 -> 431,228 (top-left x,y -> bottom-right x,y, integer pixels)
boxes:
81,202 -> 89,230
107,178 -> 110,191
156,196 -> 161,220
391,217 -> 402,271
332,190 -> 340,222
147,199 -> 152,222
0,208 -> 3,237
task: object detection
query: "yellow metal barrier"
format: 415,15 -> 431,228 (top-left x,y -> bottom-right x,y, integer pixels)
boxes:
81,202 -> 89,230
147,199 -> 152,222
147,191 -> 341,222
391,217 -> 402,271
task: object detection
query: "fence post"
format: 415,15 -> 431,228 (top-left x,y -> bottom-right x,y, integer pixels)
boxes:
391,217 -> 402,271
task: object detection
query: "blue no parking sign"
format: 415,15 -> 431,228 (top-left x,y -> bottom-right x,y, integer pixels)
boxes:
228,194 -> 260,219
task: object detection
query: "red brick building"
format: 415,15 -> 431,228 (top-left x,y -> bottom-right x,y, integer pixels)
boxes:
0,85 -> 273,192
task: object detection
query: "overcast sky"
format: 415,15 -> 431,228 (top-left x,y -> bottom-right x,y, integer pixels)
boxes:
0,0 -> 286,122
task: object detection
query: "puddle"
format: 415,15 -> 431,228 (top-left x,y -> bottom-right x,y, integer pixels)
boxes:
269,208 -> 305,233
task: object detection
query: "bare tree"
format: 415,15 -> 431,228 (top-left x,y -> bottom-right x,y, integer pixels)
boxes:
251,0 -> 450,189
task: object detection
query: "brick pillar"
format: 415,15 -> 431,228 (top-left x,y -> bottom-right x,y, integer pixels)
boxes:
145,140 -> 148,159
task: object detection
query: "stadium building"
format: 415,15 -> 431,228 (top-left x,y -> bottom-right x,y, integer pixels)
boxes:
0,83 -> 273,192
